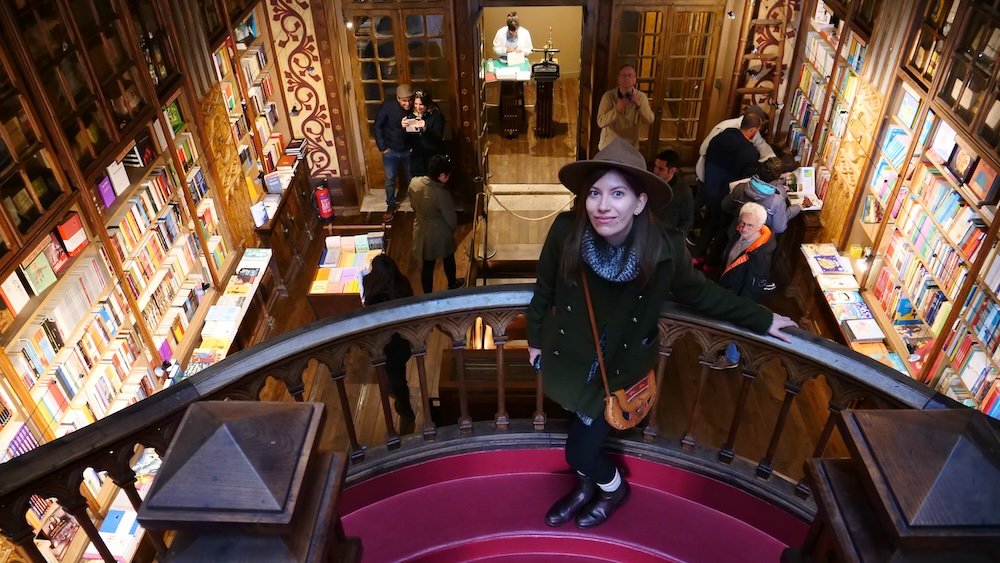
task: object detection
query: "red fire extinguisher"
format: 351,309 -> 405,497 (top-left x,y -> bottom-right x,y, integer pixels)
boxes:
314,184 -> 334,221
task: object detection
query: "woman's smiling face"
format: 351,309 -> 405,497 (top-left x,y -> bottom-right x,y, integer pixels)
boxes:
585,169 -> 647,247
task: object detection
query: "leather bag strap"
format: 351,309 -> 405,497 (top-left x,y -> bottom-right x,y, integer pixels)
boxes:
581,273 -> 613,399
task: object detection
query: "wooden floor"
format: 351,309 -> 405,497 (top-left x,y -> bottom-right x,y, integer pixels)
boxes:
254,198 -> 841,482
483,77 -> 579,184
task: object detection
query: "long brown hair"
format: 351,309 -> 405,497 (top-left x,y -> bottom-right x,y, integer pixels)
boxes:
560,167 -> 663,287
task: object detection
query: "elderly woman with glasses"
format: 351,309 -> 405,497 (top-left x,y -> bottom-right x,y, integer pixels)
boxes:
527,139 -> 797,529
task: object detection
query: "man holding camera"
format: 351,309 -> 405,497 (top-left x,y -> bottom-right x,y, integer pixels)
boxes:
596,64 -> 654,150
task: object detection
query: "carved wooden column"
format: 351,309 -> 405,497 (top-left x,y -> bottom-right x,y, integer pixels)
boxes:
784,408 -> 1000,562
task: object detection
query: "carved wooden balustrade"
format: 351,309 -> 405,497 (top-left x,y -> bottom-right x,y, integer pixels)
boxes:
0,285 -> 954,562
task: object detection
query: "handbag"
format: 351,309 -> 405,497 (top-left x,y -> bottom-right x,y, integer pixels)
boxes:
581,273 -> 657,430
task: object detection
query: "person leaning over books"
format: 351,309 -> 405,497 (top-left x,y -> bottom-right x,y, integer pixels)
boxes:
527,139 -> 797,529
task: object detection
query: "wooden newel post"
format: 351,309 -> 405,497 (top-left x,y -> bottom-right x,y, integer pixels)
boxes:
783,409 -> 1000,562
137,401 -> 361,561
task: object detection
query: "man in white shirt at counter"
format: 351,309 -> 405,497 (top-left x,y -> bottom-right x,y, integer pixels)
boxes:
492,11 -> 533,58
695,105 -> 776,183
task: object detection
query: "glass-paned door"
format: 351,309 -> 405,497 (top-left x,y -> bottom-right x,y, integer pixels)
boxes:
613,4 -> 722,160
346,3 -> 454,199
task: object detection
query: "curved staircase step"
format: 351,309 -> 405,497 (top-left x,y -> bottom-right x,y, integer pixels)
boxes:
342,449 -> 807,562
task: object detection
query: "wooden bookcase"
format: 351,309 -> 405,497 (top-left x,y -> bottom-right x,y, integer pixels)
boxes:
830,0 -> 1000,419
0,1 -> 244,558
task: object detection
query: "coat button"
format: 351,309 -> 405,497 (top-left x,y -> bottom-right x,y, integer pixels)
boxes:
639,294 -> 644,300
554,350 -> 560,356
623,343 -> 628,349
559,329 -> 565,335
615,369 -> 620,375
632,317 -> 638,323
566,305 -> 572,311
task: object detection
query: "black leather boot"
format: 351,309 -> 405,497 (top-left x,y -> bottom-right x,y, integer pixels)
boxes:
575,480 -> 631,528
545,475 -> 596,527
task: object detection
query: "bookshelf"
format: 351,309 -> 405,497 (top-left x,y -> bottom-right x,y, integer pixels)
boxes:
0,1 -> 248,558
211,2 -> 292,202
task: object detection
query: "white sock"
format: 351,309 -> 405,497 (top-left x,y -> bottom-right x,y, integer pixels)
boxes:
597,469 -> 621,492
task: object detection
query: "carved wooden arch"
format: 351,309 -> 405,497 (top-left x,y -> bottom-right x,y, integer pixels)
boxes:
750,350 -> 822,388
264,355 -> 311,399
210,369 -> 272,401
21,465 -> 89,511
479,309 -> 524,342
433,312 -> 481,346
313,341 -> 353,379
824,373 -> 899,410
660,321 -> 718,353
0,492 -> 39,544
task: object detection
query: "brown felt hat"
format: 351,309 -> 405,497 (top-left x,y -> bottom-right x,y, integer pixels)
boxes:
396,83 -> 414,98
558,138 -> 672,208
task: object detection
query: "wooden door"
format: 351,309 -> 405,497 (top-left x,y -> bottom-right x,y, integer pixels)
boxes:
611,2 -> 724,162
344,2 -> 455,200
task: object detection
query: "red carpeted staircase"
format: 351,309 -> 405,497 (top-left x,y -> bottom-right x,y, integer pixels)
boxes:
341,449 -> 808,562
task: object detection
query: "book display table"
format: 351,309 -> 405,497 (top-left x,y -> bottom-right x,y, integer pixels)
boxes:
306,231 -> 385,319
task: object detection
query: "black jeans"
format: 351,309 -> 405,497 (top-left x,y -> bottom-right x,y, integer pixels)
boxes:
565,413 -> 616,484
421,255 -> 457,294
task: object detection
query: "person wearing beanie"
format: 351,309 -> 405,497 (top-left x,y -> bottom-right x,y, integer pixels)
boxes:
722,156 -> 812,235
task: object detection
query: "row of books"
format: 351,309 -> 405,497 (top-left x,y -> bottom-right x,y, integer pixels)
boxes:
960,285 -> 1000,356
175,131 -> 199,173
106,174 -> 178,263
881,238 -> 953,331
803,30 -> 836,76
984,250 -> 1000,293
942,326 -> 1000,401
312,234 -> 386,295
119,205 -> 185,301
786,123 -> 813,167
912,162 -> 990,246
976,379 -> 1000,418
893,201 -> 970,298
0,230 -> 79,321
186,166 -> 208,205
833,63 -> 859,103
788,90 -> 818,142
240,44 -> 269,90
797,62 -> 828,116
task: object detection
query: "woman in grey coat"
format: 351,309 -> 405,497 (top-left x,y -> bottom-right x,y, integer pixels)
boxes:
410,154 -> 463,294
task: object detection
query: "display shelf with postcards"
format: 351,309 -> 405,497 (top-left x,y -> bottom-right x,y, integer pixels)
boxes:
306,232 -> 385,318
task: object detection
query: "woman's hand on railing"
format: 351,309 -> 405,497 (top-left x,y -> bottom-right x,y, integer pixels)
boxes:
766,313 -> 797,343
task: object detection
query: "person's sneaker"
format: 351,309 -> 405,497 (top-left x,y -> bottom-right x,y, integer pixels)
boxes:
710,354 -> 739,370
762,281 -> 777,292
448,279 -> 465,290
382,209 -> 395,222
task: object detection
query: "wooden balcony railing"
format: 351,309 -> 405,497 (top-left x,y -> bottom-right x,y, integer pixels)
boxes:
0,285 -> 955,562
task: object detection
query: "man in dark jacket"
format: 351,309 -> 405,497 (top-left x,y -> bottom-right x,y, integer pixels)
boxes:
651,149 -> 694,237
374,83 -> 413,221
693,111 -> 763,270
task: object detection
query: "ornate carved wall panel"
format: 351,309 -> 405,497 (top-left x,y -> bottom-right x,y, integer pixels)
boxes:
266,0 -> 356,208
201,86 -> 257,249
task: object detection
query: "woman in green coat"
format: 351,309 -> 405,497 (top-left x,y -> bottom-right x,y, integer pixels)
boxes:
410,154 -> 463,294
527,139 -> 796,529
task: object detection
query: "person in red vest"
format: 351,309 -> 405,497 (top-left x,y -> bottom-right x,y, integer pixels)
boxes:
713,202 -> 775,369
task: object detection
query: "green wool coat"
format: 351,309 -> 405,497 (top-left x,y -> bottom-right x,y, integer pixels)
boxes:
410,175 -> 457,260
526,213 -> 773,420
